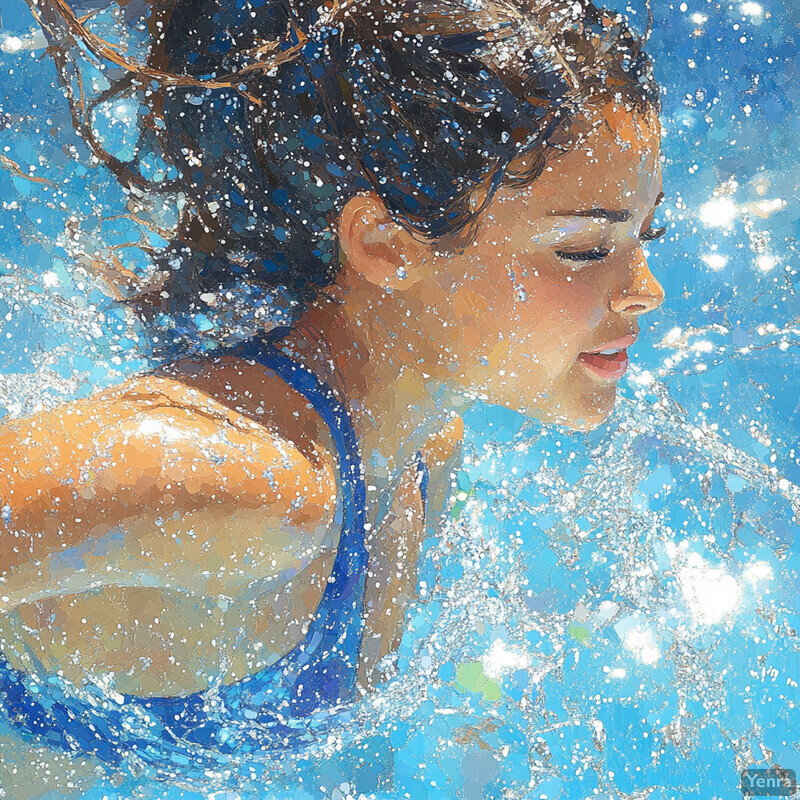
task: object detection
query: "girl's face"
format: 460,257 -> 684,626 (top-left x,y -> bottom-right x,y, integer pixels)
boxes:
408,103 -> 665,431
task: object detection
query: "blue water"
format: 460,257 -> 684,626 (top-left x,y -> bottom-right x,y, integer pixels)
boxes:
0,0 -> 797,796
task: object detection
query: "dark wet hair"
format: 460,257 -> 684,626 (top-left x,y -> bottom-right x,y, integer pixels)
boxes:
34,0 -> 660,355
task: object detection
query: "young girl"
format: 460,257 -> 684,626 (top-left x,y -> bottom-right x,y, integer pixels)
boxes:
1,0 -> 665,784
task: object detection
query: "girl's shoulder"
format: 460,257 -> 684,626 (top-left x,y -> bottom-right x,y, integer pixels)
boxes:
1,355 -> 340,554
121,353 -> 336,470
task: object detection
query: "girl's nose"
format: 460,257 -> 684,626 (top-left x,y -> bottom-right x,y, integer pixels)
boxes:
609,250 -> 665,315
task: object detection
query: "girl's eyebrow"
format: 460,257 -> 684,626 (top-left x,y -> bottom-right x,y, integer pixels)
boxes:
545,190 -> 666,224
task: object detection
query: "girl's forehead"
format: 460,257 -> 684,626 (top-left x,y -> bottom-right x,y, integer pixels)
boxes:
494,113 -> 661,219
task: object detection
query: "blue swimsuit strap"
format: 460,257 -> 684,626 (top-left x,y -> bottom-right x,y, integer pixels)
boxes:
0,337 -> 371,767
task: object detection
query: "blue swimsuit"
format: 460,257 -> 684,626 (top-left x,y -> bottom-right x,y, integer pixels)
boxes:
0,337 -> 424,771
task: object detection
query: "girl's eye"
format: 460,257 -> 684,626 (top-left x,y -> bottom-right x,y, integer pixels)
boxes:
554,225 -> 667,263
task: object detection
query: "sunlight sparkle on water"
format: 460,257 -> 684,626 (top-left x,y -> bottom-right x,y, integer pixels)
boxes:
702,253 -> 728,271
0,31 -> 46,54
669,545 -> 742,627
742,560 -> 774,588
481,639 -> 531,680
740,2 -> 763,17
756,254 -> 777,273
699,197 -> 738,228
622,627 -> 661,666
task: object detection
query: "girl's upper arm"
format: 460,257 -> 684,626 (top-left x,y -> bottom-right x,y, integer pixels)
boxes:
0,374 -> 338,572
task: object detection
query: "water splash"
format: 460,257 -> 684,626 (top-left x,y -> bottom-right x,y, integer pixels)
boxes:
69,369 -> 795,796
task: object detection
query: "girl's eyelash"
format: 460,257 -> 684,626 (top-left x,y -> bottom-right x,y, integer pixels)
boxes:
554,225 -> 668,263
555,247 -> 610,262
640,224 -> 667,242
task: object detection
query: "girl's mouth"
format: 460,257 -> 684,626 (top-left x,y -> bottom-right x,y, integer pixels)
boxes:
577,348 -> 629,380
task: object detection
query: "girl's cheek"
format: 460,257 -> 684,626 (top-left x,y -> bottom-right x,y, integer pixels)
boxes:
553,278 -> 603,321
451,286 -> 494,352
566,278 -> 609,332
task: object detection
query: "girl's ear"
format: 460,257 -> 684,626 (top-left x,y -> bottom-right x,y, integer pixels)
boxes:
336,192 -> 427,290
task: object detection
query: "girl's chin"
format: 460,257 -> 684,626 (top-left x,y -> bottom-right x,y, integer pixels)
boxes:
472,366 -> 618,429
511,393 -> 615,432
551,382 -> 619,431
561,413 -> 609,433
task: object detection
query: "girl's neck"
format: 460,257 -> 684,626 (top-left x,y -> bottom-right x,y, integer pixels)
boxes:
275,288 -> 459,523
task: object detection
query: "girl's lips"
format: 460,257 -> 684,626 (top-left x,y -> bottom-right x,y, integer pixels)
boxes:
577,348 -> 629,380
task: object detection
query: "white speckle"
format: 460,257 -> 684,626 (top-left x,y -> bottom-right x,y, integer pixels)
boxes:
630,369 -> 654,386
481,638 -> 531,679
1,36 -> 23,53
676,552 -> 742,626
623,626 -> 661,665
137,417 -> 189,443
610,667 -> 627,679
702,253 -> 728,271
748,197 -> 786,217
756,254 -> 777,273
596,601 -> 620,623
742,560 -> 774,588
699,197 -> 738,228
664,326 -> 683,345
0,31 -> 46,53
740,2 -> 762,15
